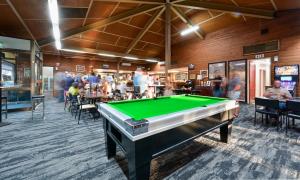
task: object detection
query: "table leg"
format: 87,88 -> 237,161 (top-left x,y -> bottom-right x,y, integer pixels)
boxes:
104,120 -> 116,159
106,134 -> 116,159
220,121 -> 232,143
127,144 -> 151,180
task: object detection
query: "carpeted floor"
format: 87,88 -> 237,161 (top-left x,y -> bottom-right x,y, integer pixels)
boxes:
0,99 -> 299,180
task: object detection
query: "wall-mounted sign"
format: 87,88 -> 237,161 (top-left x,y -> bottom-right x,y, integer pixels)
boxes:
102,64 -> 110,69
76,65 -> 85,72
121,62 -> 131,67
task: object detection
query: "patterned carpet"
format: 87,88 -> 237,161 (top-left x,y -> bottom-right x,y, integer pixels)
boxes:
0,99 -> 299,180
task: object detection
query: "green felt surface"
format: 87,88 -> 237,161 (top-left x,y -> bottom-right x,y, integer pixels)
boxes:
108,95 -> 226,121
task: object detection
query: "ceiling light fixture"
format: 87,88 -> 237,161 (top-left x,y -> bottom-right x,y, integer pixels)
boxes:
180,25 -> 199,36
146,59 -> 159,63
98,53 -> 116,57
48,0 -> 61,49
61,49 -> 86,53
124,56 -> 138,60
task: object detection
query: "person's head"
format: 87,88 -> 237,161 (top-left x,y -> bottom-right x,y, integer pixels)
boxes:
273,80 -> 281,88
91,72 -> 95,76
72,82 -> 79,88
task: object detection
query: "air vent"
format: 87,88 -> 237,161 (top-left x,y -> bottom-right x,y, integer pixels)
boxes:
243,40 -> 279,55
261,28 -> 269,35
60,8 -> 88,18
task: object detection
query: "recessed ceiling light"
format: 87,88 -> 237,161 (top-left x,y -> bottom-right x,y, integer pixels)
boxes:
180,25 -> 199,36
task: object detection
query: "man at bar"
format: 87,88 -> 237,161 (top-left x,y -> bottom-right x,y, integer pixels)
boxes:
264,79 -> 292,109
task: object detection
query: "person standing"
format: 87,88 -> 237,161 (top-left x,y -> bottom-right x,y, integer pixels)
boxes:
212,76 -> 226,98
227,72 -> 241,117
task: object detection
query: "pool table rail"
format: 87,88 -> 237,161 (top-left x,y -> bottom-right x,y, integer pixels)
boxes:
99,98 -> 238,141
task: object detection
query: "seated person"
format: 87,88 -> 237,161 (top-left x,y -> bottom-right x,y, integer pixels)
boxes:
264,80 -> 292,109
68,82 -> 79,99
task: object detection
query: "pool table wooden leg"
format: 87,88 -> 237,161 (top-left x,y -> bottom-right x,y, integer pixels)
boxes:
103,119 -> 116,159
220,120 -> 232,143
106,134 -> 116,159
126,140 -> 152,180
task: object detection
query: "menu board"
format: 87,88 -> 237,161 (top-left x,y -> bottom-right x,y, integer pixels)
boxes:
275,65 -> 299,76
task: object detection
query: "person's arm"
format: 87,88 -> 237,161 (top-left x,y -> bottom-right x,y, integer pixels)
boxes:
263,88 -> 272,98
281,89 -> 292,100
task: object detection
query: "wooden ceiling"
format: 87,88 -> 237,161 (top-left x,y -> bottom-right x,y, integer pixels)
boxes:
0,0 -> 299,62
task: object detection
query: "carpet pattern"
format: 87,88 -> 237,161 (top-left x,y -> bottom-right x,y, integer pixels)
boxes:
0,100 -> 299,180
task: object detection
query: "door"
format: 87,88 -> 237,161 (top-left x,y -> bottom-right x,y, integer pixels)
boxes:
248,58 -> 271,103
42,67 -> 54,97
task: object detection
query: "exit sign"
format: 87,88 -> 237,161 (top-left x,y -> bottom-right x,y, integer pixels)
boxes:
255,54 -> 264,59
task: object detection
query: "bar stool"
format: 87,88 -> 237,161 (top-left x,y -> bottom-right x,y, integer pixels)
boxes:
31,95 -> 45,120
1,96 -> 8,119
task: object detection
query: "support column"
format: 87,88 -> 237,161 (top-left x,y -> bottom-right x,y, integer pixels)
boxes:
116,58 -> 121,79
165,1 -> 171,76
30,41 -> 36,96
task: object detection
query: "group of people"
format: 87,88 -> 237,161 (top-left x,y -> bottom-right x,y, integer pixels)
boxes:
55,72 -> 114,102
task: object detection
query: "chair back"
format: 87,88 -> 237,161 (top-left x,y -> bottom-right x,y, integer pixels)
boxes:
255,97 -> 280,110
286,100 -> 300,113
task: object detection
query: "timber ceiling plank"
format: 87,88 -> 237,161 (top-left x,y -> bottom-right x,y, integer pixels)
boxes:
38,4 -> 162,46
58,0 -> 92,7
269,0 -> 300,10
174,0 -> 275,19
126,7 -> 165,53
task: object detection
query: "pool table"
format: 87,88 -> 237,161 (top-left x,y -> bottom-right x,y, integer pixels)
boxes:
99,95 -> 238,180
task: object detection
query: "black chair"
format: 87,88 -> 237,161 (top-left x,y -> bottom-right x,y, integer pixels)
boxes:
286,100 -> 300,134
254,98 -> 283,131
75,96 -> 99,124
1,97 -> 8,119
31,95 -> 45,120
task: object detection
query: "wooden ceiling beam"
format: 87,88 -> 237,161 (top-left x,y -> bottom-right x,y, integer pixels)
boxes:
172,12 -> 225,37
94,0 -> 165,5
82,0 -> 94,26
6,0 -> 39,48
270,0 -> 278,11
230,0 -> 247,22
126,7 -> 165,53
170,5 -> 205,39
38,4 -> 163,46
173,0 -> 275,19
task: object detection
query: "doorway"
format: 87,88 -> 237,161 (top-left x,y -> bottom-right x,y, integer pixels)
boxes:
248,58 -> 271,103
42,66 -> 54,98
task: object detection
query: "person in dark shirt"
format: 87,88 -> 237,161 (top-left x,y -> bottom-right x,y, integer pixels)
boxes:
64,73 -> 74,101
88,72 -> 99,84
212,76 -> 226,97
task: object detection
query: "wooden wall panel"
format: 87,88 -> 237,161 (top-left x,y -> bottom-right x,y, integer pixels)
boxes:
170,10 -> 300,96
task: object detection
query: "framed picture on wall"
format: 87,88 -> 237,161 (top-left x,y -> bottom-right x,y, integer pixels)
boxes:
189,73 -> 196,80
228,59 -> 247,102
76,65 -> 85,72
208,61 -> 227,80
200,70 -> 208,79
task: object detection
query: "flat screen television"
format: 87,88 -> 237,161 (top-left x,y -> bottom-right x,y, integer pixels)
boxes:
275,65 -> 299,76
